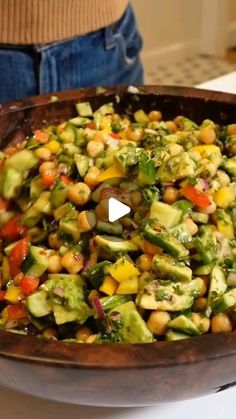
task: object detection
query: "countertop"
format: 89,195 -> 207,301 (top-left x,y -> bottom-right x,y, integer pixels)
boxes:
1,72 -> 236,419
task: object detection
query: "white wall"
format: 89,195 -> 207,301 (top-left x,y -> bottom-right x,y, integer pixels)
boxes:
131,0 -> 236,69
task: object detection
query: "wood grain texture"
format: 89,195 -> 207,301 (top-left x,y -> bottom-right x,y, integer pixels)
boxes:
0,86 -> 236,406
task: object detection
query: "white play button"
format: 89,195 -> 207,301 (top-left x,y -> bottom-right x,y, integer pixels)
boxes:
108,197 -> 130,222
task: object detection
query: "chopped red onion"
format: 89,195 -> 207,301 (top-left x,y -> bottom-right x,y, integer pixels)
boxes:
202,179 -> 209,191
92,296 -> 105,319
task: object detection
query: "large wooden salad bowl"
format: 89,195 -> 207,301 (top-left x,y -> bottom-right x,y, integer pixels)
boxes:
0,86 -> 236,406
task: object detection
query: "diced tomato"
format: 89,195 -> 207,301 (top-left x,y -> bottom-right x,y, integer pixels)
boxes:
0,291 -> 6,301
7,303 -> 27,320
1,215 -> 27,242
0,198 -> 9,212
8,237 -> 30,278
86,122 -> 96,130
181,185 -> 211,209
33,129 -> 50,143
60,174 -> 73,185
20,276 -> 40,296
41,169 -> 57,188
110,132 -> 119,140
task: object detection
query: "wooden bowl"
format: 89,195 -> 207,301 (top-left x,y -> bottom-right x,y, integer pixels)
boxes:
0,86 -> 236,406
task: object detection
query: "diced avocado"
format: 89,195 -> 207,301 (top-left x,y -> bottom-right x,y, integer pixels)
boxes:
152,254 -> 192,282
194,225 -> 218,264
27,290 -> 52,318
42,275 -> 92,325
85,261 -> 111,289
143,226 -> 189,259
223,156 -> 236,176
59,123 -> 77,143
150,201 -> 182,229
215,209 -> 234,240
194,264 -> 214,275
59,215 -> 80,242
208,266 -> 227,304
21,205 -> 42,228
115,301 -> 154,343
34,191 -> 53,215
166,329 -> 190,341
137,151 -> 155,186
137,278 -> 202,311
51,180 -> 68,208
167,315 -> 200,336
211,288 -> 236,313
5,149 -> 38,171
170,223 -> 192,244
1,167 -> 23,199
94,235 -> 138,253
30,176 -> 44,200
177,116 -> 198,131
75,101 -> 93,117
74,154 -> 89,178
96,220 -> 122,235
156,152 -> 196,182
53,202 -> 75,221
191,212 -> 209,224
21,246 -> 49,276
48,273 -> 85,287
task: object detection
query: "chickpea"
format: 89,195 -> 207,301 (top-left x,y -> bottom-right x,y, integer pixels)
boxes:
197,278 -> 207,297
199,126 -> 216,144
48,254 -> 62,273
137,253 -> 153,271
148,110 -> 162,122
42,327 -> 58,339
61,251 -> 84,274
162,186 -> 179,204
39,161 -> 55,176
227,124 -> 236,135
48,232 -> 64,249
84,166 -> 100,188
95,199 -> 109,221
165,120 -> 177,133
92,130 -> 108,144
78,210 -> 97,232
216,170 -> 230,187
87,140 -> 104,158
168,143 -> 183,156
34,147 -> 52,160
192,313 -> 210,333
147,310 -> 171,336
75,327 -> 93,342
67,182 -> 91,206
211,313 -> 233,333
126,127 -> 143,142
184,218 -> 198,236
193,297 -> 208,312
130,190 -> 142,207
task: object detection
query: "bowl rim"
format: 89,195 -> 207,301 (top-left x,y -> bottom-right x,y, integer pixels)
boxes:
1,85 -> 236,369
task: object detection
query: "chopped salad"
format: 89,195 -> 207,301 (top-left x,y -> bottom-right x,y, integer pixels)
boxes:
0,100 -> 236,343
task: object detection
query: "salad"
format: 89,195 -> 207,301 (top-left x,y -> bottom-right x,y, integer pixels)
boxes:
0,99 -> 236,344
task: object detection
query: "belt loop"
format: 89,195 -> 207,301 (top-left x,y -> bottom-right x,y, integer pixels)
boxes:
104,24 -> 116,50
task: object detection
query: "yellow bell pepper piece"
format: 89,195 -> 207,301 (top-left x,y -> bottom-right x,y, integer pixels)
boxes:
99,275 -> 118,296
2,257 -> 10,285
45,139 -> 61,154
106,258 -> 140,283
95,163 -> 126,184
4,285 -> 22,304
116,277 -> 139,294
214,186 -> 235,209
190,145 -> 221,158
216,219 -> 234,240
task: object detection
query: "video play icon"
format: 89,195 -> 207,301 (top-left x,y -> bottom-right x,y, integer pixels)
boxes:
108,198 -> 130,222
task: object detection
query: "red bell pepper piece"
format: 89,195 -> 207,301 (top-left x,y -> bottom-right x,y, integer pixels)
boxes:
60,175 -> 73,185
181,185 -> 211,209
20,276 -> 40,296
110,132 -> 119,140
1,215 -> 27,242
8,237 -> 30,278
41,169 -> 57,188
86,122 -> 96,129
7,303 -> 27,320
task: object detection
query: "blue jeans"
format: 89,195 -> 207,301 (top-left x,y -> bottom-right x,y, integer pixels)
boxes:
0,5 -> 143,103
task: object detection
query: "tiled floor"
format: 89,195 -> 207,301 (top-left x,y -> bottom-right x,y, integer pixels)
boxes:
144,54 -> 236,86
